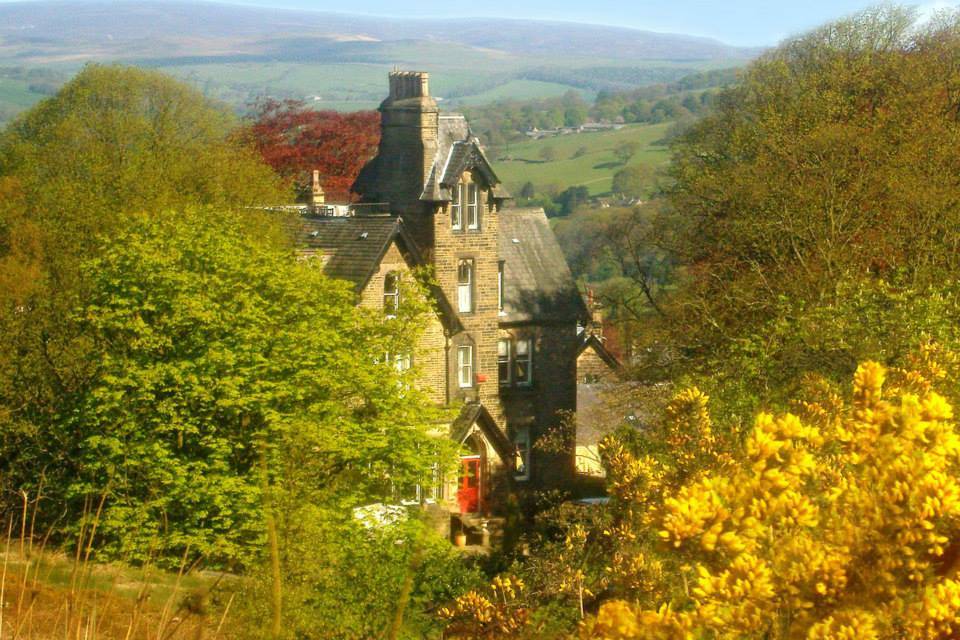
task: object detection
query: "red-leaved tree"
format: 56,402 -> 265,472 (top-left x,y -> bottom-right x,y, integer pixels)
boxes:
245,99 -> 380,202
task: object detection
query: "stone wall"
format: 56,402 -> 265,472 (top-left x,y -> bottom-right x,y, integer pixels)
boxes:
360,241 -> 448,405
432,170 -> 502,425
500,322 -> 579,488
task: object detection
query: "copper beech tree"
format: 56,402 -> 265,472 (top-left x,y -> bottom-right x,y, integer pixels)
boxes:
244,99 -> 379,201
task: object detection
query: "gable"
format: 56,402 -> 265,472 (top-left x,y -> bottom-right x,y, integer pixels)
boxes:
289,214 -> 465,335
420,115 -> 510,202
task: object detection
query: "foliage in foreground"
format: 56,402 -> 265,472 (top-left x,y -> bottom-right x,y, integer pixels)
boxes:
585,358 -> 960,638
667,6 -> 960,363
443,355 -> 960,638
235,516 -> 482,639
1,206 -> 450,566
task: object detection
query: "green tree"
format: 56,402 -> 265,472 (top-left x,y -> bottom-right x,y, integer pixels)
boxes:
612,141 -> 638,165
539,145 -> 557,162
611,165 -> 653,198
555,185 -> 590,216
2,206 -> 451,566
668,6 -> 960,351
0,64 -> 284,260
0,67 -> 288,492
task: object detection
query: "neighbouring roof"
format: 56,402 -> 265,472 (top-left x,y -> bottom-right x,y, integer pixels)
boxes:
451,403 -> 514,461
287,214 -> 464,333
499,208 -> 589,324
578,333 -> 624,374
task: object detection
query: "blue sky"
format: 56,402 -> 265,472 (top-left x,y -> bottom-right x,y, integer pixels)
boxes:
223,0 -> 959,46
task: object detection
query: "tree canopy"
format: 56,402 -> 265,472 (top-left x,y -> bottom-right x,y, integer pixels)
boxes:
0,64 -> 285,260
244,99 -> 380,202
668,6 -> 960,351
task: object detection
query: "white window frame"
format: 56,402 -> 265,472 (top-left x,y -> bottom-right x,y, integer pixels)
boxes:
515,338 -> 532,386
466,183 -> 479,230
514,427 -> 531,481
451,183 -> 463,231
386,352 -> 411,373
457,345 -> 474,388
498,339 -> 511,387
383,271 -> 400,318
457,259 -> 473,313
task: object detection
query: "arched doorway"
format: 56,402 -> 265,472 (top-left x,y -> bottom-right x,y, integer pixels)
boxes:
458,433 -> 485,514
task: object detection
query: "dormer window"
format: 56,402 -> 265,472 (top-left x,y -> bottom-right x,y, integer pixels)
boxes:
451,184 -> 462,230
383,271 -> 400,317
466,184 -> 479,230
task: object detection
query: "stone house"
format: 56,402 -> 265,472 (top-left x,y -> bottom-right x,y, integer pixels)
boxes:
290,71 -> 589,536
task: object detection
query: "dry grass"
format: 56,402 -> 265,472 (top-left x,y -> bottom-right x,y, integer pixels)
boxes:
0,493 -> 240,640
0,549 -> 237,640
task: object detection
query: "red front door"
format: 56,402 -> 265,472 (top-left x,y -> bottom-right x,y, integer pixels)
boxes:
458,457 -> 481,514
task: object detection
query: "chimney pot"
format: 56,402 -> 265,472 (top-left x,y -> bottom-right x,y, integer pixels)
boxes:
388,70 -> 430,100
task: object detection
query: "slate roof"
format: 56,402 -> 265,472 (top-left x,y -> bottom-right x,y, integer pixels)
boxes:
288,215 -> 401,290
287,214 -> 465,334
499,208 -> 590,324
421,115 -> 509,201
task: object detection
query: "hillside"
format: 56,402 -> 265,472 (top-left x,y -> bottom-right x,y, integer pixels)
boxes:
0,0 -> 758,121
496,122 -> 672,196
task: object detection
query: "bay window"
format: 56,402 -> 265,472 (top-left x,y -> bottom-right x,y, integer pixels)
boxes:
498,337 -> 533,387
498,339 -> 511,386
515,338 -> 532,385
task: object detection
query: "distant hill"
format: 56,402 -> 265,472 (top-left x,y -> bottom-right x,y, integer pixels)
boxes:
0,0 -> 760,121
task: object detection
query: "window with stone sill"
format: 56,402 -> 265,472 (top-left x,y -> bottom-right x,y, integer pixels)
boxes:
457,258 -> 474,313
383,271 -> 400,318
457,345 -> 474,389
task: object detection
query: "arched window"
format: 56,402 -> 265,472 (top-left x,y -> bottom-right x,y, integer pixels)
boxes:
383,271 -> 400,317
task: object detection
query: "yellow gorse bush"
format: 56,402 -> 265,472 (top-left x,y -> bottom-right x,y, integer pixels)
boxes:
587,361 -> 960,639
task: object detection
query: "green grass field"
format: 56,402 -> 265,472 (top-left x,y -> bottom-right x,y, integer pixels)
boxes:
492,122 -> 672,195
0,78 -> 43,109
449,79 -> 593,106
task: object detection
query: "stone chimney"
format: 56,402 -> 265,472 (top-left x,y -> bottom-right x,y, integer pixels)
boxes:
310,169 -> 325,206
359,70 -> 438,214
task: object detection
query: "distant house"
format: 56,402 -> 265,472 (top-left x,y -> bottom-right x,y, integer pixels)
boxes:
288,72 -> 590,542
574,331 -> 625,477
